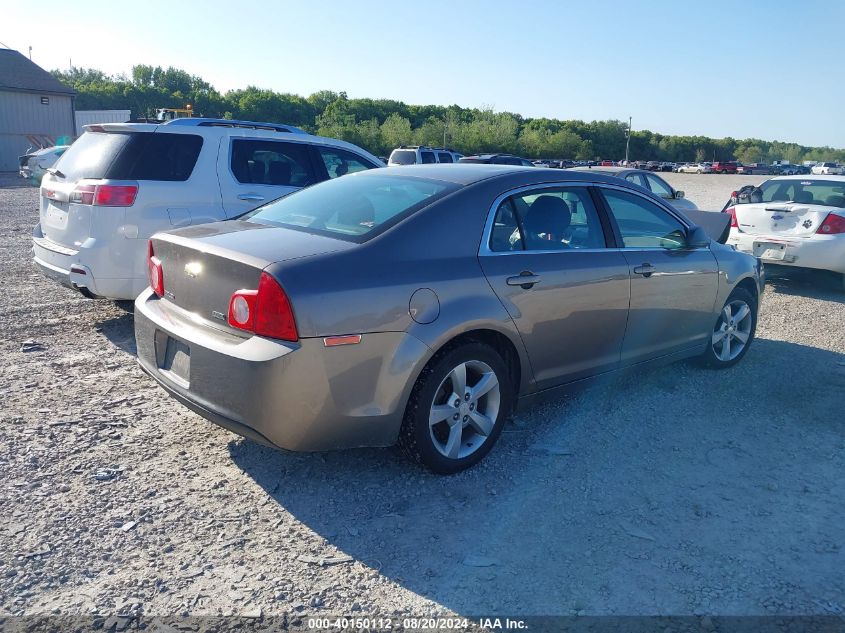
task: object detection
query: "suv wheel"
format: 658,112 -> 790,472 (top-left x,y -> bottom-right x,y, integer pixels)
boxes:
399,343 -> 514,474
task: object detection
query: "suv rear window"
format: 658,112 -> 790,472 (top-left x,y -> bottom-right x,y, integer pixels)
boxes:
389,150 -> 417,165
244,174 -> 457,241
55,131 -> 203,182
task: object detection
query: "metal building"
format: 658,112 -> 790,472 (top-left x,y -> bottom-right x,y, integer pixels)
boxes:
0,49 -> 76,172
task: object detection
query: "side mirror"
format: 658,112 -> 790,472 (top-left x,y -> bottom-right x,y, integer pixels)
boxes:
686,225 -> 710,248
674,190 -> 685,199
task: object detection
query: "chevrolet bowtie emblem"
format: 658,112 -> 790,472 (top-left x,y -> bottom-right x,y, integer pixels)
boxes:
184,262 -> 202,278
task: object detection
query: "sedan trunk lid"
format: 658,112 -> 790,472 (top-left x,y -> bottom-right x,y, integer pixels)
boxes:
732,202 -> 834,237
151,221 -> 355,331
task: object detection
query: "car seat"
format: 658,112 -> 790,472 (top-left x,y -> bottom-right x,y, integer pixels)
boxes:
267,161 -> 292,186
524,195 -> 572,249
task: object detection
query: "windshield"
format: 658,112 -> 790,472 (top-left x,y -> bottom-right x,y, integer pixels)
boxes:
389,150 -> 417,165
739,179 -> 845,208
244,174 -> 457,241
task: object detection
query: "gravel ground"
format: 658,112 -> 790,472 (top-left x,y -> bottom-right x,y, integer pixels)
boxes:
1,172 -> 843,623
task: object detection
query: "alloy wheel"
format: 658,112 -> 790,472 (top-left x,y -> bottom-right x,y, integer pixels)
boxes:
711,300 -> 753,362
428,360 -> 501,460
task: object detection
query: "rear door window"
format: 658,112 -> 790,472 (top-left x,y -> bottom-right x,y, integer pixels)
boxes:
437,152 -> 453,163
316,147 -> 378,178
230,140 -> 316,187
491,187 -> 607,251
420,151 -> 436,164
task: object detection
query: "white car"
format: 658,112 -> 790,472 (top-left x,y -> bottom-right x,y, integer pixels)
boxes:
811,162 -> 844,176
388,145 -> 463,166
725,175 -> 845,288
19,145 -> 70,184
678,162 -> 712,174
33,118 -> 383,300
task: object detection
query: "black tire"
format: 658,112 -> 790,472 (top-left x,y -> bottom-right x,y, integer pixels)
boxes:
699,287 -> 758,369
398,342 -> 514,474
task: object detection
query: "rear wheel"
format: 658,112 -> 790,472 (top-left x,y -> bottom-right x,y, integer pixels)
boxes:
696,169 -> 702,174
700,288 -> 757,368
399,343 -> 513,474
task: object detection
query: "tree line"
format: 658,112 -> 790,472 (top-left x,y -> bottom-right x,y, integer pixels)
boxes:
52,65 -> 845,163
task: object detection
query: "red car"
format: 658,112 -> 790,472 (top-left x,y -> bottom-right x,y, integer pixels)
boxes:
711,161 -> 738,174
600,160 -> 615,166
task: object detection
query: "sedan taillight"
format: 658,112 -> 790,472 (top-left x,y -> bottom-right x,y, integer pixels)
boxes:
228,272 -> 298,342
817,212 -> 845,235
147,240 -> 164,297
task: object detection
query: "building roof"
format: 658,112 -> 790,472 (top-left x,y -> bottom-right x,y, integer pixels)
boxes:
0,49 -> 76,95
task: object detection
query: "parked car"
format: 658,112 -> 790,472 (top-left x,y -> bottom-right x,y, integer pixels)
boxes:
737,163 -> 771,175
571,166 -> 698,211
458,154 -> 535,167
678,162 -> 711,174
711,161 -> 738,174
771,163 -> 802,175
659,162 -> 675,172
645,161 -> 661,171
19,145 -> 69,184
388,146 -> 463,166
600,160 -> 615,167
33,118 -> 383,301
135,164 -> 762,473
811,162 -> 844,175
723,175 -> 845,289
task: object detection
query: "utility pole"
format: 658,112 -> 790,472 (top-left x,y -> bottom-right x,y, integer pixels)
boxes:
624,116 -> 632,165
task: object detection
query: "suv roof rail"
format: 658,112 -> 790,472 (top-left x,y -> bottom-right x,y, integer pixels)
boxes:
164,118 -> 308,134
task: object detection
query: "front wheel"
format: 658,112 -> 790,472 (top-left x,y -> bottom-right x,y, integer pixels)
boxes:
700,288 -> 757,368
399,342 -> 514,474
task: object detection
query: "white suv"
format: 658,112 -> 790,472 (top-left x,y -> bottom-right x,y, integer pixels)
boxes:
33,118 -> 382,300
387,146 -> 463,166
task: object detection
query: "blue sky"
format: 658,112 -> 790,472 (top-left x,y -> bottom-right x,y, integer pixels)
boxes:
3,0 -> 843,147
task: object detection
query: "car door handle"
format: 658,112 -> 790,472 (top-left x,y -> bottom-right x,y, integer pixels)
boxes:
633,263 -> 656,277
506,272 -> 541,288
237,194 -> 265,202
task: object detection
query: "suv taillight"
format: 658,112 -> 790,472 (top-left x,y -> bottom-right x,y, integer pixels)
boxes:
70,183 -> 138,206
147,240 -> 164,297
817,212 -> 845,235
228,272 -> 298,342
725,206 -> 739,228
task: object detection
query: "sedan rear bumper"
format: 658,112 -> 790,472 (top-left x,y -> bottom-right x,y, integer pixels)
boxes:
134,289 -> 432,452
727,230 -> 845,275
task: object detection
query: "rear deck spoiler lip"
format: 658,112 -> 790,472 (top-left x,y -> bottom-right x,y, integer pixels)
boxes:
679,208 -> 731,244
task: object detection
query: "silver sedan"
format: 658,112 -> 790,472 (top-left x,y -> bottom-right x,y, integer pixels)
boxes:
135,165 -> 764,473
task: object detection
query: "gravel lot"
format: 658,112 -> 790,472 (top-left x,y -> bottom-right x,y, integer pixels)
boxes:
1,172 -> 843,623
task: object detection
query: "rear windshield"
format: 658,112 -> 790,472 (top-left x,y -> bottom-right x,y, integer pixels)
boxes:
243,174 -> 457,241
739,179 -> 845,208
54,131 -> 203,182
389,150 -> 417,165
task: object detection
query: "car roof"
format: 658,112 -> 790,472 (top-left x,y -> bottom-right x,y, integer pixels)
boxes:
352,163 -> 631,187
770,174 -> 845,182
570,166 -> 635,176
